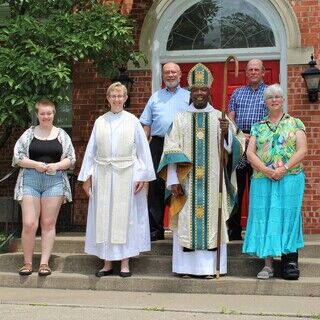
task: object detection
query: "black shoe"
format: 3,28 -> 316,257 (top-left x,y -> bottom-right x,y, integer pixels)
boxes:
95,269 -> 113,277
150,230 -> 165,241
282,252 -> 299,280
177,273 -> 190,278
119,271 -> 132,278
282,262 -> 300,280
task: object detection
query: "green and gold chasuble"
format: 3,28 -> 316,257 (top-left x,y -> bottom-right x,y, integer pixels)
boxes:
158,106 -> 244,250
191,112 -> 210,249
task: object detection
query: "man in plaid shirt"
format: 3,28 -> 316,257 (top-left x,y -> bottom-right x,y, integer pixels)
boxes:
227,59 -> 267,240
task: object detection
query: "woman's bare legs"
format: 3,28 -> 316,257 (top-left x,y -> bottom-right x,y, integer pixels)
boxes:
100,260 -> 113,272
39,196 -> 64,265
257,257 -> 274,279
265,257 -> 273,269
20,196 -> 41,265
120,258 -> 130,273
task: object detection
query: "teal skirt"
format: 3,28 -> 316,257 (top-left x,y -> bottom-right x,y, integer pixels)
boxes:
242,172 -> 305,258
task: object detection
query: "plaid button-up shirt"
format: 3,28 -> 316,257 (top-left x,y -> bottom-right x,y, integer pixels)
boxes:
228,82 -> 267,132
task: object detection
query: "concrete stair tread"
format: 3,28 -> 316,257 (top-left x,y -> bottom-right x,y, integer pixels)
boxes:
13,236 -> 320,258
37,237 -> 320,245
5,234 -> 320,296
0,252 -> 172,262
6,252 -> 320,265
9,252 -> 320,263
52,233 -> 320,240
12,244 -> 320,259
2,252 -> 320,278
0,270 -> 319,296
15,235 -> 320,243
1,270 -> 320,281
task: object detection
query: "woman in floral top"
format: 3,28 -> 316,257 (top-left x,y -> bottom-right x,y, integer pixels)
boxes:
242,84 -> 307,280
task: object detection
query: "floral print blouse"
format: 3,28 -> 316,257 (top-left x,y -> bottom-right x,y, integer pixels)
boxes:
250,114 -> 305,178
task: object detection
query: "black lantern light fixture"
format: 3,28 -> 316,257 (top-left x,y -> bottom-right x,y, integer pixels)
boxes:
112,66 -> 134,107
301,54 -> 320,103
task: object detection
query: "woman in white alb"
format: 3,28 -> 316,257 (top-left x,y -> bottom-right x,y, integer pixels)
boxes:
78,82 -> 155,277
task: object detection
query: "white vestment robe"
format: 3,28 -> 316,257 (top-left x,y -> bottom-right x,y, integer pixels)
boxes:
78,111 -> 156,261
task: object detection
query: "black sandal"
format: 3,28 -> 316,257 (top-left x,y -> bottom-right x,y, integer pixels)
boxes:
19,263 -> 33,276
38,264 -> 52,276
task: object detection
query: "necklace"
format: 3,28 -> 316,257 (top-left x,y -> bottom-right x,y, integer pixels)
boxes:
266,113 -> 285,133
37,126 -> 53,140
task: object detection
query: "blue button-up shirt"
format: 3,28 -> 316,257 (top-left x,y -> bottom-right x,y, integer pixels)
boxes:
228,82 -> 267,132
140,86 -> 190,137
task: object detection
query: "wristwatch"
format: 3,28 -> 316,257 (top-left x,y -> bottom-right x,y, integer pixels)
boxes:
284,164 -> 289,171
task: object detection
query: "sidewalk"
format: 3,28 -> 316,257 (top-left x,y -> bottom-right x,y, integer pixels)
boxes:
0,287 -> 319,320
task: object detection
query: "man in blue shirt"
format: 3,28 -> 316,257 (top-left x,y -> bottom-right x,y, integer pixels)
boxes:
228,59 -> 267,241
140,62 -> 190,241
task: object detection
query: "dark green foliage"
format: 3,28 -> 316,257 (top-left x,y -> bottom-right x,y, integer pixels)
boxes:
0,0 -> 145,132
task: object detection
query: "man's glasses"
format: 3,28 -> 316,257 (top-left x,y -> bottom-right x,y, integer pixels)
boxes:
163,70 -> 178,75
108,95 -> 125,100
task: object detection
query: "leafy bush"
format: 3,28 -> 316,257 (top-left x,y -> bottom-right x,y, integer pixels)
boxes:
0,232 -> 5,242
0,0 -> 145,135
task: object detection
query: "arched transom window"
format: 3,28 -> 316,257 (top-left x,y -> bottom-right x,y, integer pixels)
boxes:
167,0 -> 275,51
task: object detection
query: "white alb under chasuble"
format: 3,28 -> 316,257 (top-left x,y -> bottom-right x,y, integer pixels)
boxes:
95,112 -> 136,244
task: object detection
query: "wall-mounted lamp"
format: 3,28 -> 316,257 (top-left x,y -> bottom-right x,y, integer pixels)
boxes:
112,66 -> 134,107
301,54 -> 320,103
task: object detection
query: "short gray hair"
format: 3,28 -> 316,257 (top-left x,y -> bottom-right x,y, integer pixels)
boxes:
264,83 -> 284,101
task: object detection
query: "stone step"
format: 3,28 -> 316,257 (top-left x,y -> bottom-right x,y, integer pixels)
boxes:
13,235 -> 320,258
4,234 -> 320,297
13,235 -> 86,254
0,270 -> 319,297
2,252 -> 320,278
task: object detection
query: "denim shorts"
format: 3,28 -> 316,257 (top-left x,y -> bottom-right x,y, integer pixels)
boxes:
22,169 -> 64,198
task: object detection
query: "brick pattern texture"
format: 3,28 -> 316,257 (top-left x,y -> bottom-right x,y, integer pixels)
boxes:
1,0 -> 319,233
288,0 -> 320,234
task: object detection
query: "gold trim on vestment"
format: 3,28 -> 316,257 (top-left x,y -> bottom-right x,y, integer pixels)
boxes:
196,166 -> 205,178
195,206 -> 204,219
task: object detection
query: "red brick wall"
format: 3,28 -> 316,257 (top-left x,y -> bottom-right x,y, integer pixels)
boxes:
1,0 -> 320,233
71,61 -> 108,225
288,0 -> 320,234
130,0 -> 153,50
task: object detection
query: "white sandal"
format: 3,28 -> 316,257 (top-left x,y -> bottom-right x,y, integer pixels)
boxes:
257,266 -> 274,279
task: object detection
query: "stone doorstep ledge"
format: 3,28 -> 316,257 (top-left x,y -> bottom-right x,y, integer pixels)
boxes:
0,271 -> 319,297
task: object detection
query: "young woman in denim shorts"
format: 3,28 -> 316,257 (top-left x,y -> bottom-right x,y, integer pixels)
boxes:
12,99 -> 76,276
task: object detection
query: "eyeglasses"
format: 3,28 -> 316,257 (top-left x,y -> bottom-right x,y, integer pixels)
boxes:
266,95 -> 283,100
108,95 -> 125,100
163,70 -> 178,75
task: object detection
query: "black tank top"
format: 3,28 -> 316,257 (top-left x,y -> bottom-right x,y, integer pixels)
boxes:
29,137 -> 63,163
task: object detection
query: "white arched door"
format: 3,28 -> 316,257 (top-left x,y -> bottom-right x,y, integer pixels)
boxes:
151,0 -> 287,102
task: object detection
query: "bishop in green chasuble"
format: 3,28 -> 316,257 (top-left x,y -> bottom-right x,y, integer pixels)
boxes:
158,105 -> 244,250
157,63 -> 244,275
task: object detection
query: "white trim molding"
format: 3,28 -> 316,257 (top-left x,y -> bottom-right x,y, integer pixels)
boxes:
138,0 -> 311,106
140,0 -> 306,64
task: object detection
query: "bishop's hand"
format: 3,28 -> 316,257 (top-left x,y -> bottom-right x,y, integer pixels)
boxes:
219,118 -> 229,137
171,184 -> 184,197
